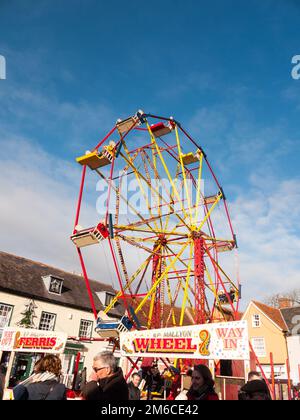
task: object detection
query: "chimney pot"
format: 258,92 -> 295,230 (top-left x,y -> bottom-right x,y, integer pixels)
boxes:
278,297 -> 293,309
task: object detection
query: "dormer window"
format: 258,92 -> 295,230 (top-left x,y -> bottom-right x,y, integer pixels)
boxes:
42,275 -> 63,295
105,293 -> 114,307
49,277 -> 63,294
96,291 -> 115,307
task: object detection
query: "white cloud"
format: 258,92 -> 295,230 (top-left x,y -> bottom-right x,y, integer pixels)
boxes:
0,133 -> 152,292
231,178 -> 300,306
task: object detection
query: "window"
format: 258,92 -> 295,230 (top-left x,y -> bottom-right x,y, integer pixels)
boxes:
252,314 -> 261,328
105,293 -> 114,307
251,337 -> 266,357
79,319 -> 93,338
39,312 -> 56,331
0,303 -> 13,329
96,291 -> 116,307
49,277 -> 63,295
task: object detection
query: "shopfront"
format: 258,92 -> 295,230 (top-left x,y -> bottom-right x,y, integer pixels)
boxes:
0,327 -> 68,389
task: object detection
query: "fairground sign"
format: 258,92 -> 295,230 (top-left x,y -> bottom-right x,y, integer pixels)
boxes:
0,327 -> 67,354
120,321 -> 250,360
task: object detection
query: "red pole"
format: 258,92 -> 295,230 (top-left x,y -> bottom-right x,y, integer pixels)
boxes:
93,126 -> 117,151
107,237 -> 129,313
150,241 -> 162,329
73,165 -> 87,233
72,352 -> 81,390
125,357 -> 141,381
194,236 -> 206,324
286,358 -> 292,400
248,342 -> 274,399
270,352 -> 276,400
77,248 -> 98,320
105,151 -> 116,226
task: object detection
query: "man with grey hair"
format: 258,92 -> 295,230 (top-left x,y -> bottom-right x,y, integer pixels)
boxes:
81,352 -> 128,401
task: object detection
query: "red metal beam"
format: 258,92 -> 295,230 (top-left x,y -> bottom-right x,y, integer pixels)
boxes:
73,165 -> 87,234
93,126 -> 117,151
150,242 -> 163,329
194,236 -> 206,324
77,248 -> 98,320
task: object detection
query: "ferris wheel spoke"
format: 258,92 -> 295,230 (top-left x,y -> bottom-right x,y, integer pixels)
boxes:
116,234 -> 156,254
160,247 -> 183,328
205,266 -> 228,322
164,164 -> 181,232
115,151 -> 139,224
196,192 -> 223,233
163,252 -> 195,316
122,142 -> 161,232
120,146 -> 190,232
164,279 -> 178,327
104,252 -> 155,315
135,241 -> 190,315
179,243 -> 193,326
143,148 -> 177,232
175,125 -> 193,226
207,253 -> 238,292
194,151 -> 204,225
146,121 -> 191,225
95,168 -> 157,234
141,148 -> 163,230
203,242 -> 237,314
133,257 -> 152,296
115,236 -> 130,280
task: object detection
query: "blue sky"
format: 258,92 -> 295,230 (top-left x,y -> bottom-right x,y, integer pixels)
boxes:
0,0 -> 300,304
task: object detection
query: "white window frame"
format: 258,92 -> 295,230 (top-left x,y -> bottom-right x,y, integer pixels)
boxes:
79,319 -> 93,338
251,337 -> 266,357
39,311 -> 56,331
0,303 -> 13,328
0,303 -> 14,339
252,314 -> 261,328
49,276 -> 63,295
105,293 -> 115,307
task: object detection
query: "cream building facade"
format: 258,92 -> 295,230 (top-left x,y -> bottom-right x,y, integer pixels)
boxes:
0,251 -> 123,388
242,301 -> 289,379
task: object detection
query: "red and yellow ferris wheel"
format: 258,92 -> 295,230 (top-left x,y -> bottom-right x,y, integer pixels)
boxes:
71,110 -> 240,335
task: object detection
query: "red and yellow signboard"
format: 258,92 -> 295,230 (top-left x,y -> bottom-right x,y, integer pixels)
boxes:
0,327 -> 67,354
120,321 -> 250,360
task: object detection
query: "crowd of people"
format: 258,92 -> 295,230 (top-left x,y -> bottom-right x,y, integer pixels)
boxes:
0,352 -> 298,401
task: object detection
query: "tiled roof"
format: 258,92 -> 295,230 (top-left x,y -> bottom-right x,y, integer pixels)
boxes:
0,251 -> 123,317
252,301 -> 288,332
280,306 -> 300,334
0,251 -> 193,327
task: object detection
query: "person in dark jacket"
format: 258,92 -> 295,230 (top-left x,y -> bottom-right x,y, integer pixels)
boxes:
74,367 -> 87,392
187,364 -> 219,401
0,364 -> 6,400
81,352 -> 128,401
128,373 -> 141,400
13,355 -> 66,400
142,363 -> 164,400
239,379 -> 272,400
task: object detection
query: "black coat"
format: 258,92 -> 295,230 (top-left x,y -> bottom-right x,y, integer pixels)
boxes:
0,373 -> 5,400
82,368 -> 128,401
144,372 -> 163,393
128,382 -> 141,400
13,380 -> 66,400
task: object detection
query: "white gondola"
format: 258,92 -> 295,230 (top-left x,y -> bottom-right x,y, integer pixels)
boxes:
71,223 -> 109,248
95,311 -> 133,338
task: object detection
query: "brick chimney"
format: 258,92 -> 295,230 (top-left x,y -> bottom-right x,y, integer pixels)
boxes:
278,297 -> 293,309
